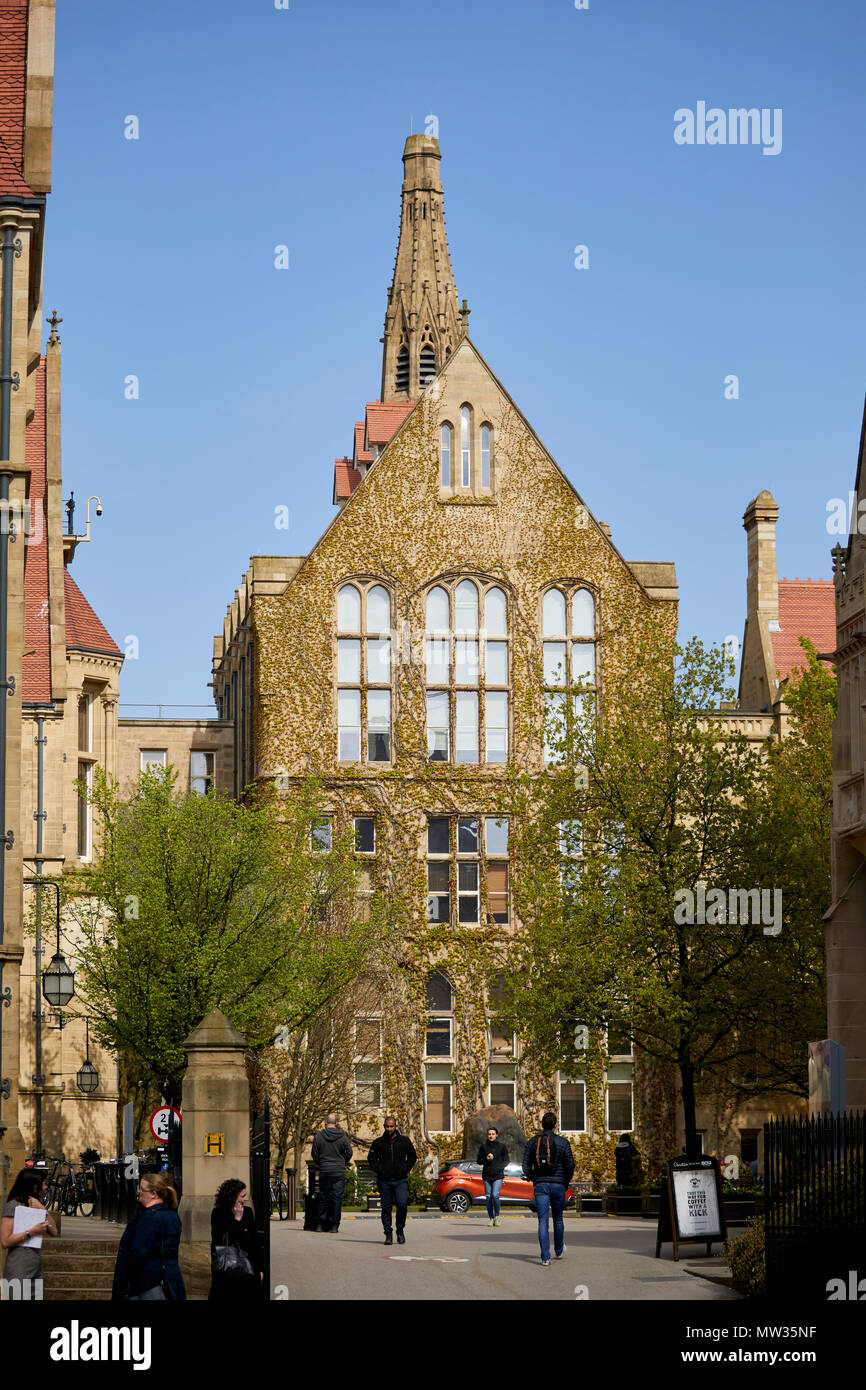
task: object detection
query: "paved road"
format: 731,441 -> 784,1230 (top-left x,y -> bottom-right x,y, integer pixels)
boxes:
269,1214 -> 740,1302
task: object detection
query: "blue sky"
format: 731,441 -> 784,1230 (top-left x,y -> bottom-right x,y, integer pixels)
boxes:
46,0 -> 866,710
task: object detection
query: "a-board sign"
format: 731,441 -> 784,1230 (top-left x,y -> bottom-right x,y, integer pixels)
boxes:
148,1106 -> 182,1144
655,1155 -> 726,1261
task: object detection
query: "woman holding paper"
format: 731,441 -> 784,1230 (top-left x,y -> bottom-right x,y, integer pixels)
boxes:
0,1168 -> 58,1296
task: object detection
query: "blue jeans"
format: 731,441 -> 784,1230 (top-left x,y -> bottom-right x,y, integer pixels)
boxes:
378,1177 -> 409,1235
533,1181 -> 566,1260
317,1172 -> 346,1230
484,1178 -> 503,1219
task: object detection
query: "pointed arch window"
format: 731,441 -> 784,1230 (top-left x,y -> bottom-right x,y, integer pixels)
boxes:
440,424 -> 452,487
543,585 -> 597,763
420,344 -> 436,387
336,582 -> 393,764
480,424 -> 492,489
425,580 -> 509,765
460,406 -> 471,487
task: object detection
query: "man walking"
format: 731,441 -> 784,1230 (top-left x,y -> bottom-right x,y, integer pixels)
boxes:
522,1111 -> 574,1265
310,1113 -> 353,1233
368,1116 -> 417,1245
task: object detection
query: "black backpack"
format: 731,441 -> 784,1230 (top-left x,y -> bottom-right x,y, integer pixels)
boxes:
533,1132 -> 558,1177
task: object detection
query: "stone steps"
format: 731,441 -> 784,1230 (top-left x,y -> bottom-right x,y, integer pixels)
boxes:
42,1237 -> 120,1302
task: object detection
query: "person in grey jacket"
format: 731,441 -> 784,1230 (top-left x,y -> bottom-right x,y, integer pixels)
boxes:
311,1113 -> 353,1233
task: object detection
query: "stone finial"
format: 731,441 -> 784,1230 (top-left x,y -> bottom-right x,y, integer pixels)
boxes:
831,543 -> 846,581
47,309 -> 62,344
183,1008 -> 245,1051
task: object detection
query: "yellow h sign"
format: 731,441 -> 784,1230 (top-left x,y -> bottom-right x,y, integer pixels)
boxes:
205,1132 -> 225,1156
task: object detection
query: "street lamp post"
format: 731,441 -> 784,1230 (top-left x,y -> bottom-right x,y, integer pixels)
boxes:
24,875 -> 74,1154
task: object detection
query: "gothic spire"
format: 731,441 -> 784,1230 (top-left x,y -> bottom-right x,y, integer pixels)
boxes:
380,134 -> 463,403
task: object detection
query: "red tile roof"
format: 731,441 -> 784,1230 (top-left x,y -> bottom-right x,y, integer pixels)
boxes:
333,456 -> 361,503
0,1 -> 33,195
770,579 -> 836,682
64,568 -> 123,656
365,400 -> 413,445
23,357 -> 51,699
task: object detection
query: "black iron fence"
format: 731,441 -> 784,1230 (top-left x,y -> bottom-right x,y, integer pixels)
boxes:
92,1160 -> 160,1224
764,1111 -> 865,1300
250,1099 -> 271,1291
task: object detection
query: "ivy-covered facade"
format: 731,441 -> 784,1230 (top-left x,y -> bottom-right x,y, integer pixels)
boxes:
212,134 -> 679,1179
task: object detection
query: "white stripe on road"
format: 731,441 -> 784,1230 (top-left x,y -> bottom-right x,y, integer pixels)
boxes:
383,1255 -> 469,1263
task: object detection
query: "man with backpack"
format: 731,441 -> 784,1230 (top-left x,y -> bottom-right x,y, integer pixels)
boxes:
522,1111 -> 575,1265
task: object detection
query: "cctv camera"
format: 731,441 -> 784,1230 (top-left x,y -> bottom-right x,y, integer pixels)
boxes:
96,505 -> 103,516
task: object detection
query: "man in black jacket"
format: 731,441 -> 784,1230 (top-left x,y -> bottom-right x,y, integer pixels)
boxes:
522,1111 -> 575,1265
368,1116 -> 417,1245
310,1114 -> 353,1233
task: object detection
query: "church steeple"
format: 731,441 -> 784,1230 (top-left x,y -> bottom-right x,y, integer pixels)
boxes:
380,134 -> 464,403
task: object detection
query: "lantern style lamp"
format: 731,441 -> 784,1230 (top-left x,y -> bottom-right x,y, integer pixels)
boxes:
76,1019 -> 99,1094
42,951 -> 75,1008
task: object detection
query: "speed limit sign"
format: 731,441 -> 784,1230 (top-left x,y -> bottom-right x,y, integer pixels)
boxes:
148,1106 -> 182,1143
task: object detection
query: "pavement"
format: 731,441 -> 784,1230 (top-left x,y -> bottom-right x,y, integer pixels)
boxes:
269,1213 -> 741,1301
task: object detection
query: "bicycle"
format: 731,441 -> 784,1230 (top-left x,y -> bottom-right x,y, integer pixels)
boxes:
269,1171 -> 289,1220
45,1159 -> 96,1217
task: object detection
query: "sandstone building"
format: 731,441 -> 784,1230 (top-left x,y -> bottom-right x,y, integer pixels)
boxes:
825,400 -> 866,1108
214,134 -> 680,1175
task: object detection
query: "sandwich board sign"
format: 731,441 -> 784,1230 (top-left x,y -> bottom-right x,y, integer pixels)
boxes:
655,1155 -> 726,1260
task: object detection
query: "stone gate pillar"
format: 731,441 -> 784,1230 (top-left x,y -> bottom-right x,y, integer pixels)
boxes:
179,1009 -> 249,1298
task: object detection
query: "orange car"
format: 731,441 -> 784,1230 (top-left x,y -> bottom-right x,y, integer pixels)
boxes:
433,1160 -> 575,1213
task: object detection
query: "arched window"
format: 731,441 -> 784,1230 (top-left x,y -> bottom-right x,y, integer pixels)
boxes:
460,406 -> 471,487
396,347 -> 410,393
425,580 -> 509,765
426,971 -> 452,1011
480,424 -> 492,489
336,582 -> 393,764
440,424 -> 452,487
542,585 -> 597,762
420,344 -> 436,386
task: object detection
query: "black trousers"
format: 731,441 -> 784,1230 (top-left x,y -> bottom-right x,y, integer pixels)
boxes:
378,1177 -> 409,1234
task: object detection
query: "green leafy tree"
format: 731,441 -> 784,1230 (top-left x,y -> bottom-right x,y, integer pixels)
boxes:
53,768 -> 389,1104
497,634 -> 829,1162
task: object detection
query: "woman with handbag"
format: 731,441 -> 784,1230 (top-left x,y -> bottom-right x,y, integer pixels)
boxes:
112,1172 -> 186,1302
209,1179 -> 263,1301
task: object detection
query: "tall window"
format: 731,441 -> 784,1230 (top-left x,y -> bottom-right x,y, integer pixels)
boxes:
426,816 -> 509,928
78,692 -> 93,753
425,971 -> 453,1056
396,346 -> 409,393
460,405 -> 471,487
543,586 -> 597,762
77,761 -> 92,860
560,1079 -> 586,1132
336,582 -> 392,764
489,1065 -> 515,1108
425,581 -> 509,765
425,972 -> 453,1131
191,751 -> 215,795
480,424 -> 492,489
440,423 -> 452,487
